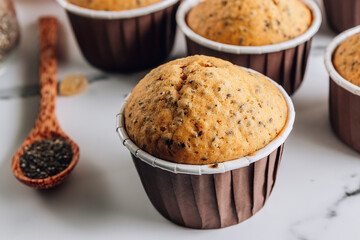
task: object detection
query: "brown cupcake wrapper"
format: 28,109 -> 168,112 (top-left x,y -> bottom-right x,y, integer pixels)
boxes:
330,78 -> 360,152
185,39 -> 312,96
131,144 -> 284,229
323,0 -> 360,33
60,1 -> 179,72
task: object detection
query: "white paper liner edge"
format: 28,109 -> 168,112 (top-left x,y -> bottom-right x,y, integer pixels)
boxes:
56,0 -> 179,19
176,0 -> 322,55
116,67 -> 295,175
324,25 -> 360,96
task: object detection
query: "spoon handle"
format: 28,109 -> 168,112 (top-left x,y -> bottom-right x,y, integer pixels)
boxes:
35,17 -> 59,130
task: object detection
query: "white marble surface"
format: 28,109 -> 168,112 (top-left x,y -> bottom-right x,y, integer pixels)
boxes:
1,0 -> 360,239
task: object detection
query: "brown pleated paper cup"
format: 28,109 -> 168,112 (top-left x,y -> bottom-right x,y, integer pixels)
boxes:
176,0 -> 322,96
116,68 -> 296,229
323,0 -> 360,33
325,26 -> 360,153
56,0 -> 180,72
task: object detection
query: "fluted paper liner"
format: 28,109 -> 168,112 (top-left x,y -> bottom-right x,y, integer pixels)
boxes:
323,0 -> 360,33
176,0 -> 321,96
56,0 -> 179,72
131,145 -> 283,229
117,68 -> 295,228
325,26 -> 360,152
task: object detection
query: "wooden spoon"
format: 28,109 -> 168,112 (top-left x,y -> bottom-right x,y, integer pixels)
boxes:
12,17 -> 80,189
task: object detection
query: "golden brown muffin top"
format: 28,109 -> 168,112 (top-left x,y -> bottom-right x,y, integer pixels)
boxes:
124,55 -> 288,165
333,32 -> 360,87
68,0 -> 162,11
187,0 -> 312,46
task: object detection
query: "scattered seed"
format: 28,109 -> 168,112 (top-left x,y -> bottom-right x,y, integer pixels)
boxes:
205,72 -> 214,76
165,139 -> 173,148
207,105 -> 218,110
239,37 -> 244,45
210,163 -> 219,168
178,142 -> 186,148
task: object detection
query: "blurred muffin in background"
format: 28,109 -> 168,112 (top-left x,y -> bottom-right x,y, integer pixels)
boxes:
68,0 -> 163,11
186,0 -> 312,46
333,32 -> 360,87
323,0 -> 360,33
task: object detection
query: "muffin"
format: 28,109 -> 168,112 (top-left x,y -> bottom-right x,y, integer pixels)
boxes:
68,0 -> 162,11
333,32 -> 360,87
118,55 -> 295,228
187,0 -> 312,46
325,26 -> 360,153
176,0 -> 321,96
57,0 -> 180,72
124,55 -> 288,165
323,0 -> 360,33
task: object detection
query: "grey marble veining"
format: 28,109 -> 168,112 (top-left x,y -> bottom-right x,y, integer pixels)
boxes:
0,73 -> 109,99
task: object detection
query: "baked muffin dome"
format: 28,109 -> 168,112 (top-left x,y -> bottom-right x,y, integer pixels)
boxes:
125,55 -> 288,165
333,32 -> 360,87
187,0 -> 312,46
68,0 -> 162,11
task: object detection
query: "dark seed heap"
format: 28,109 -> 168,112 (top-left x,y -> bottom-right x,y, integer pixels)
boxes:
20,138 -> 73,179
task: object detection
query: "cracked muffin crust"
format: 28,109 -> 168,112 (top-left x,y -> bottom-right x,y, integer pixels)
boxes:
333,32 -> 360,87
124,55 -> 288,165
187,0 -> 312,46
68,0 -> 162,11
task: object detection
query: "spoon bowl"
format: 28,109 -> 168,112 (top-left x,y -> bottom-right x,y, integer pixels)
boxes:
11,17 -> 80,189
12,131 -> 79,189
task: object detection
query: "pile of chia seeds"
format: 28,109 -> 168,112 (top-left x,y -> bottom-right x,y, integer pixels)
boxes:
20,138 -> 73,179
0,2 -> 19,62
